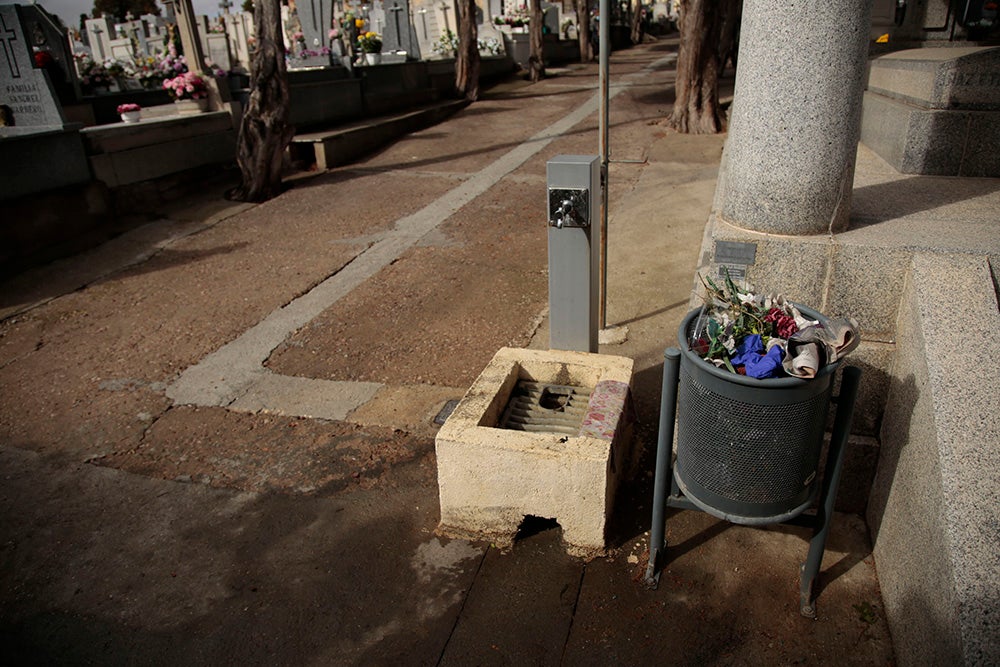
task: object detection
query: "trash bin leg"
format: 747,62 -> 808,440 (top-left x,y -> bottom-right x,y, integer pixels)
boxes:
645,347 -> 680,588
799,366 -> 861,618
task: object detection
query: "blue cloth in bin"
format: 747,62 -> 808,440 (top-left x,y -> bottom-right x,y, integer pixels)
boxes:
731,334 -> 785,379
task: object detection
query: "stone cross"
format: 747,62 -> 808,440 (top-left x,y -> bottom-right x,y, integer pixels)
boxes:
417,7 -> 428,39
219,0 -> 234,14
439,0 -> 451,32
1,12 -> 21,79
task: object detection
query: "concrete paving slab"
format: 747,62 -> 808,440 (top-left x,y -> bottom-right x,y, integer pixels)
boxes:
438,527 -> 582,666
0,444 -> 482,665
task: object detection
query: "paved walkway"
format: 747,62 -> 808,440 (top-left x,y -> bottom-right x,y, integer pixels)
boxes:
0,42 -> 893,665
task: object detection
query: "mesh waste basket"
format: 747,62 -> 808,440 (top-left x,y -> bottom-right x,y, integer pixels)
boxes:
674,305 -> 840,525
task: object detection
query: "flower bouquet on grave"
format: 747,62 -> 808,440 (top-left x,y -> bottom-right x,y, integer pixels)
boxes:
690,270 -> 860,379
432,29 -> 459,57
358,31 -> 383,54
158,44 -> 189,77
74,54 -> 113,94
117,103 -> 142,123
478,37 -> 503,56
163,71 -> 208,101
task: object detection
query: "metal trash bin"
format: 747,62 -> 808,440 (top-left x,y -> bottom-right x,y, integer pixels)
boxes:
673,305 -> 840,525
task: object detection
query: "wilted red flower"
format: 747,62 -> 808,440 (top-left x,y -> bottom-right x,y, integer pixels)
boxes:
34,50 -> 54,68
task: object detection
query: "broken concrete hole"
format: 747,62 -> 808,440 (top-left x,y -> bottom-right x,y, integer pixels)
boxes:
515,515 -> 562,541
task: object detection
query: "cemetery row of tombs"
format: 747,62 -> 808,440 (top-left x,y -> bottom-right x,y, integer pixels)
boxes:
17,0 -> 589,127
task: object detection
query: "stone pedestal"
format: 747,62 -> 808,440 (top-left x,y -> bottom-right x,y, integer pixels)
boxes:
861,47 -> 1000,177
717,0 -> 872,235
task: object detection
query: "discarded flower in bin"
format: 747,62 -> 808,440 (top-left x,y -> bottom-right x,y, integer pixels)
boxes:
692,270 -> 860,379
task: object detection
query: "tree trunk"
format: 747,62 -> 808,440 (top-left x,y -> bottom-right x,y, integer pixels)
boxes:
455,0 -> 480,100
575,0 -> 592,62
668,0 -> 724,134
528,0 -> 544,82
630,0 -> 644,44
228,0 -> 295,202
717,0 -> 741,74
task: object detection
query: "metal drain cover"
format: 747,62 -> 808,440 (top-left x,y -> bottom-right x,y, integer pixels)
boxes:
498,381 -> 591,435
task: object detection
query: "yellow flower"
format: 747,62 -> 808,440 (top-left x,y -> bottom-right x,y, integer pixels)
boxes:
355,18 -> 364,28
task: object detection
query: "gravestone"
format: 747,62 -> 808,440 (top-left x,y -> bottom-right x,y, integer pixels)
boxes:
142,13 -> 168,44
206,33 -> 232,70
224,12 -> 253,69
0,5 -> 67,128
85,17 -> 113,61
414,1 -> 446,59
109,37 -> 134,60
477,0 -> 504,53
368,0 -> 387,36
296,0 -> 334,52
412,0 -> 458,57
15,4 -> 79,101
194,14 -> 212,55
541,1 -> 560,36
382,0 -> 418,57
118,19 -> 151,56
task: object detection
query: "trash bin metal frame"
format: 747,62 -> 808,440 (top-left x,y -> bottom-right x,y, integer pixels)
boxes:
644,307 -> 862,618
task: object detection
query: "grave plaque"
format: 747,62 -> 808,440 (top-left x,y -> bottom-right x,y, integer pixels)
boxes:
109,37 -> 134,60
541,1 -> 560,36
206,33 -> 232,70
383,0 -> 418,56
224,12 -> 252,69
296,0 -> 334,51
368,0 -> 387,35
0,5 -> 66,128
84,17 -> 113,62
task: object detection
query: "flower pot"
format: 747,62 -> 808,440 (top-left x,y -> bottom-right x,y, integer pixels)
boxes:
174,98 -> 209,114
673,305 -> 840,525
120,110 -> 142,123
364,52 -> 381,65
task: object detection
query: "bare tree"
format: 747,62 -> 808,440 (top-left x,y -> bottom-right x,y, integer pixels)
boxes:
668,0 -> 724,134
228,0 -> 294,203
528,0 -> 544,82
575,0 -> 592,62
455,0 -> 480,100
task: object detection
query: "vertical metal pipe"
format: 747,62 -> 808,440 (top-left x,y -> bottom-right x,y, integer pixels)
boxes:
799,365 -> 861,617
645,347 -> 681,587
598,0 -> 610,330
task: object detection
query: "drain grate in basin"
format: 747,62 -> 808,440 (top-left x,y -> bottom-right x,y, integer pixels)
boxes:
498,381 -> 591,435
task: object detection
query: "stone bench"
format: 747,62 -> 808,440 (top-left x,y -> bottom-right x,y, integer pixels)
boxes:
289,99 -> 467,170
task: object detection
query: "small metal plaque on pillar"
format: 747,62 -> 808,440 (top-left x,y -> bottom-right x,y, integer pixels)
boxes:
714,240 -> 756,280
547,155 -> 601,353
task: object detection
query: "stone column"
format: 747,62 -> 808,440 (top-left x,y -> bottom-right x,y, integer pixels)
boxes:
717,0 -> 872,235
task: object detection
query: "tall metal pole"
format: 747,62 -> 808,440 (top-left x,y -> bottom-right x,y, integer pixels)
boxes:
598,0 -> 610,330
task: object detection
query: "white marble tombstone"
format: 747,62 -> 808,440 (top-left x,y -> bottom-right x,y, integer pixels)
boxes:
84,17 -> 113,62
